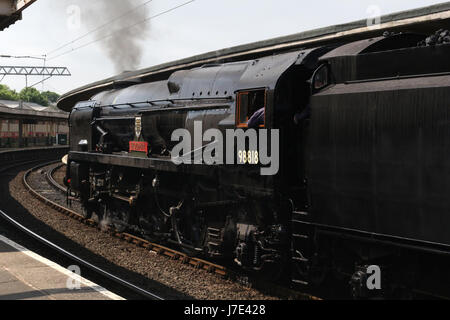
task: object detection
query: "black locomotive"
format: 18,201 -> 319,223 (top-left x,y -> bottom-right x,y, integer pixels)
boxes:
64,32 -> 450,298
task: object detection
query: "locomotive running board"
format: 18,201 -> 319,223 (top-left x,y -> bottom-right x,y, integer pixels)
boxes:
69,151 -> 275,197
69,151 -> 185,173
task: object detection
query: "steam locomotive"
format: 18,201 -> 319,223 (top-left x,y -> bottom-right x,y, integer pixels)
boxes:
65,32 -> 450,299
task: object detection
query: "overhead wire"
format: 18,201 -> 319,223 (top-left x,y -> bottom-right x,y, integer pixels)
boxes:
47,0 -> 196,62
46,0 -> 155,56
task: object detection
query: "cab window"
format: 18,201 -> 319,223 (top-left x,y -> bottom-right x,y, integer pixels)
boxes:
236,89 -> 266,128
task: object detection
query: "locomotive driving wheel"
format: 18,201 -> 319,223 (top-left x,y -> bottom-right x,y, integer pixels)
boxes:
137,199 -> 168,241
170,201 -> 206,256
80,203 -> 93,219
104,198 -> 131,232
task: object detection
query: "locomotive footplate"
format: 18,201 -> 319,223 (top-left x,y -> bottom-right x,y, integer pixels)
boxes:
69,151 -> 181,172
68,151 -> 275,196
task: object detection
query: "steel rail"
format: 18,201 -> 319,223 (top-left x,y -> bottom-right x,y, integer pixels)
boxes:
40,162 -> 228,276
21,163 -> 165,300
0,159 -> 53,174
0,208 -> 164,300
46,162 -> 66,193
0,149 -> 165,300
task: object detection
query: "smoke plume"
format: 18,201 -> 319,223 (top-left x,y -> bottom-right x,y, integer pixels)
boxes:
82,0 -> 150,73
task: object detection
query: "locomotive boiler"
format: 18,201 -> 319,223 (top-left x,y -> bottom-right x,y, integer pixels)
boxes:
64,32 -> 450,298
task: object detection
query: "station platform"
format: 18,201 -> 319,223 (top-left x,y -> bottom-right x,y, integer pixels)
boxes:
0,235 -> 123,300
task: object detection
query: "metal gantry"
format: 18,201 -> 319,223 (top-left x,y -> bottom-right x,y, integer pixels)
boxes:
0,66 -> 71,76
0,66 -> 71,88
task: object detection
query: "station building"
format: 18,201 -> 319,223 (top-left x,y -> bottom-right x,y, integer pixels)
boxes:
0,100 -> 69,148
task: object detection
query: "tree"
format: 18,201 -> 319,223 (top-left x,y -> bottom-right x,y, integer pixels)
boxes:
0,86 -> 60,106
0,84 -> 19,101
19,87 -> 49,106
41,91 -> 60,103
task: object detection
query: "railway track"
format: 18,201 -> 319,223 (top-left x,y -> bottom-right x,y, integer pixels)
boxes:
0,208 -> 163,300
0,148 -> 165,300
35,162 -> 240,276
26,160 -> 321,300
26,161 -> 228,277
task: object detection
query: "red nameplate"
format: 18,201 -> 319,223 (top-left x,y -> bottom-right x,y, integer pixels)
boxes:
129,141 -> 148,153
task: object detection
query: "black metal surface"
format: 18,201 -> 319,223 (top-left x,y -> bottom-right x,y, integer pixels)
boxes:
309,67 -> 450,249
69,151 -> 181,173
324,40 -> 450,83
65,49 -> 322,198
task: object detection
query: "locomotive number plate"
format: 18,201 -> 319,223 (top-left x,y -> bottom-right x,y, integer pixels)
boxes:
129,141 -> 148,153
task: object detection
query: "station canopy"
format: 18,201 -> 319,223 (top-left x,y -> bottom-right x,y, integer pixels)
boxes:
0,99 -> 68,120
0,0 -> 36,31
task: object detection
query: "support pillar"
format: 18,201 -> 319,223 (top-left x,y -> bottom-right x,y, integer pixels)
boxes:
18,119 -> 23,148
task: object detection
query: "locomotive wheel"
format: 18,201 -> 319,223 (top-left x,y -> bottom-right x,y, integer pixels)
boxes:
308,254 -> 328,286
138,208 -> 167,241
93,201 -> 107,229
106,199 -> 131,233
80,205 -> 93,219
171,202 -> 206,256
81,200 -> 96,220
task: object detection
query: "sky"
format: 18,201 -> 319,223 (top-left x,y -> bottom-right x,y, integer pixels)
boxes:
0,0 -> 448,95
